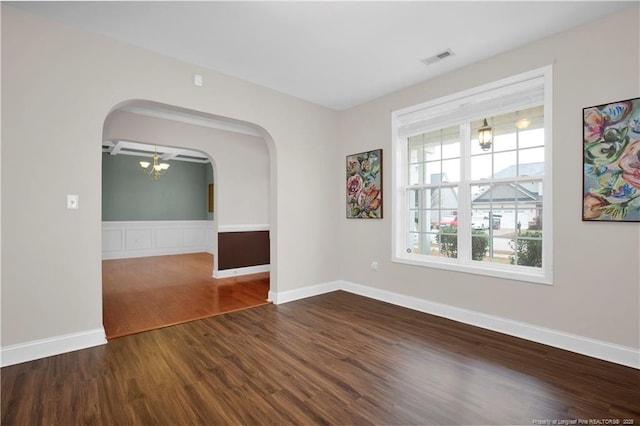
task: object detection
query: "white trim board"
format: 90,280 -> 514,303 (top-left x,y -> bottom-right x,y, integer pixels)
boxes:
268,281 -> 341,304
1,328 -> 107,367
270,280 -> 639,370
218,224 -> 270,233
214,264 -> 270,279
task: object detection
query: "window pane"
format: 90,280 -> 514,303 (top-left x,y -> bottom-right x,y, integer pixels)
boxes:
470,154 -> 492,180
408,163 -> 421,185
519,127 -> 544,149
518,148 -> 545,176
472,184 -> 504,265
408,188 -> 420,208
436,227 -> 457,259
409,210 -> 420,232
410,231 -> 448,256
494,151 -> 517,178
470,212 -> 490,231
442,139 -> 460,159
426,232 -> 440,256
425,209 -> 441,230
470,136 -> 488,156
488,236 -> 515,264
510,233 -> 543,268
424,189 -> 437,209
471,231 -> 489,261
493,132 -> 517,152
408,232 -> 420,253
471,184 -> 491,206
408,139 -> 424,163
423,139 -> 442,161
516,106 -> 544,132
514,197 -> 543,232
442,158 -> 460,182
425,161 -> 441,185
439,186 -> 458,211
408,148 -> 420,164
514,207 -> 527,233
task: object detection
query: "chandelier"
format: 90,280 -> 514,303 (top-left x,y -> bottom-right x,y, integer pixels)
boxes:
139,147 -> 170,180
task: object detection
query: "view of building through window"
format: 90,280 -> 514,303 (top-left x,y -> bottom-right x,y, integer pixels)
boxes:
407,105 -> 544,267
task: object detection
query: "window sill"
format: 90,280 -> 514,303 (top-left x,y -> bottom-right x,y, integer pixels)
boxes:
392,254 -> 553,285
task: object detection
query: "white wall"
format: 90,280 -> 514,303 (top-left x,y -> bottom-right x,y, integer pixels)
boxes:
338,8 -> 640,350
1,5 -> 339,349
104,109 -> 270,228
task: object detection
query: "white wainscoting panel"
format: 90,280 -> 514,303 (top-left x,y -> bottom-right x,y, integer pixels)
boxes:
125,229 -> 153,250
184,228 -> 205,246
155,228 -> 181,248
102,229 -> 124,252
102,221 -> 215,259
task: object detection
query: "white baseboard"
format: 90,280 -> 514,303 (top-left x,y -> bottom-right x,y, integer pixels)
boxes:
268,281 -> 341,304
6,282 -> 637,370
1,328 -> 107,367
214,264 -> 270,279
270,280 -> 640,369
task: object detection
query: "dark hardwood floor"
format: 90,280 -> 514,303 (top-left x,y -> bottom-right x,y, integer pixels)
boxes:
102,253 -> 270,339
2,291 -> 639,425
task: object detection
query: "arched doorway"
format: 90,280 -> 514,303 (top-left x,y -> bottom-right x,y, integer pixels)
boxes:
101,100 -> 274,338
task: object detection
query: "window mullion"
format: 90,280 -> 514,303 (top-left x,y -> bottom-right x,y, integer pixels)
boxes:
458,123 -> 472,264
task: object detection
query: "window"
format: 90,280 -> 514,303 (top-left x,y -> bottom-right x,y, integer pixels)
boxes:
392,67 -> 553,284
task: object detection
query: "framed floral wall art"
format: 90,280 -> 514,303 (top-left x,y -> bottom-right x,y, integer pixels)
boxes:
346,149 -> 382,219
583,97 -> 640,222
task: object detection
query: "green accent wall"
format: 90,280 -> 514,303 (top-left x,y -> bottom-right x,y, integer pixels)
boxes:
102,153 -> 213,221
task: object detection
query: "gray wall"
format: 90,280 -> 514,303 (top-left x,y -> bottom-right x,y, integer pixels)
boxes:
1,4 -> 340,350
102,153 -> 212,221
337,8 -> 639,348
2,4 -> 638,361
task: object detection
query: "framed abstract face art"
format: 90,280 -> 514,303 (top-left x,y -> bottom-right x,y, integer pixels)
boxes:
583,97 -> 640,222
346,149 -> 382,219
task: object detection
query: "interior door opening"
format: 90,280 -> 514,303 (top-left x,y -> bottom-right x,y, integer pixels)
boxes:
101,101 -> 273,339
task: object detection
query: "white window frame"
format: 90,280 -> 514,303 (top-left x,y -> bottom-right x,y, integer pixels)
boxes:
391,66 -> 553,285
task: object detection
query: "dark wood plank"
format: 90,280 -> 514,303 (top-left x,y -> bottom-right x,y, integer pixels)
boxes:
102,252 -> 270,339
218,231 -> 270,270
2,291 -> 639,425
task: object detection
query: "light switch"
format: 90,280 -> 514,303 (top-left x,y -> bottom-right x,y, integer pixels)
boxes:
66,194 -> 79,209
194,74 -> 203,87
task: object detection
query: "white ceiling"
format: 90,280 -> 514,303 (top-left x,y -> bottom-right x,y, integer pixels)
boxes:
9,1 -> 636,111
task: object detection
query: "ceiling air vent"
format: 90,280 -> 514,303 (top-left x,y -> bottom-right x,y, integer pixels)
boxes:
422,49 -> 455,66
